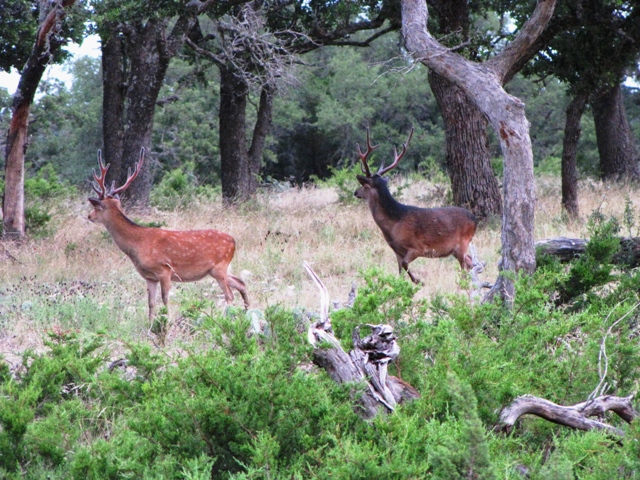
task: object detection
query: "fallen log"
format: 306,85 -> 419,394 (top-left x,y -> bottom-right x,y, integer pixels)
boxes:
536,236 -> 640,267
304,262 -> 420,419
495,393 -> 638,436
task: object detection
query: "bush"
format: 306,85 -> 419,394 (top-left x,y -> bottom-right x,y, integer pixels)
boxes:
150,162 -> 219,209
2,268 -> 640,478
311,164 -> 362,204
23,164 -> 73,237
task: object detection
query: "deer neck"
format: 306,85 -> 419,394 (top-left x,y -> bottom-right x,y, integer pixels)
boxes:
101,210 -> 147,256
368,185 -> 407,227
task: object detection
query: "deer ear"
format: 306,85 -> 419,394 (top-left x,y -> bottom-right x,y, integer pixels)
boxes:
88,197 -> 105,210
356,175 -> 370,186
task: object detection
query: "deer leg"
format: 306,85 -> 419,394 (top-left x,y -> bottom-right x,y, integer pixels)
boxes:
158,275 -> 172,315
146,280 -> 159,321
228,274 -> 250,308
455,246 -> 474,271
395,253 -> 422,285
210,271 -> 235,305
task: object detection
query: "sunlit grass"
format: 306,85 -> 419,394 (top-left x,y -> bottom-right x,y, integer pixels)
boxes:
0,174 -> 638,357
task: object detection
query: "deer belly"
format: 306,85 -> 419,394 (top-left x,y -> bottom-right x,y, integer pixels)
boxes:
170,268 -> 210,283
133,261 -> 213,283
420,245 -> 455,259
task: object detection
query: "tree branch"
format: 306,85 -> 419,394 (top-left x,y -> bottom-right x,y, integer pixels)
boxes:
486,0 -> 557,84
495,394 -> 637,436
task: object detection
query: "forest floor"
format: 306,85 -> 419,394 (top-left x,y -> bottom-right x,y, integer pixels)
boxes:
0,174 -> 636,368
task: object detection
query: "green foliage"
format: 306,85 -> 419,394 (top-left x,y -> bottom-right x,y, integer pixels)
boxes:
24,57 -> 103,185
3,264 -> 640,477
22,164 -> 74,237
0,331 -> 105,474
623,195 -> 637,237
331,268 -> 421,345
149,162 -> 219,209
557,212 -> 621,304
24,164 -> 67,200
311,164 -> 363,204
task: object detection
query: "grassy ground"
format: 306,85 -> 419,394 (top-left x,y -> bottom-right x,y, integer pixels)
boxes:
0,174 -> 637,364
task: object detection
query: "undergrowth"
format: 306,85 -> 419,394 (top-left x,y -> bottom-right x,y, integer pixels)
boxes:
1,248 -> 639,478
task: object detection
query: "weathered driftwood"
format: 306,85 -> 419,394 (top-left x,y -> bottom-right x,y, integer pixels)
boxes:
536,236 -> 640,266
304,262 -> 420,419
495,394 -> 638,436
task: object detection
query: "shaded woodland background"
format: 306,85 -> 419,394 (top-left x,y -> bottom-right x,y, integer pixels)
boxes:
1,39 -> 638,199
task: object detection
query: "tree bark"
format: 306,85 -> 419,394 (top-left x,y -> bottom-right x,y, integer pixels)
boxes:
219,67 -> 251,203
591,82 -> 640,181
99,15 -> 195,205
100,31 -> 126,186
218,66 -> 275,203
3,0 -> 77,238
309,323 -> 420,419
561,92 -> 588,219
402,0 -> 556,304
247,85 -> 274,194
428,73 -> 502,220
427,0 -> 502,221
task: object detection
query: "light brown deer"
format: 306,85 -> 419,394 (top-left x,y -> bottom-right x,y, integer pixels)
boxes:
354,128 -> 477,284
88,149 -> 249,321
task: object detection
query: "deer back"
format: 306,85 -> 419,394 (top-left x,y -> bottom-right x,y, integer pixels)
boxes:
89,196 -> 237,282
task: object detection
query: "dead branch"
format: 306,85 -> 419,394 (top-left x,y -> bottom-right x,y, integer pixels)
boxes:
495,394 -> 638,436
304,262 -> 419,419
468,243 -> 492,301
536,236 -> 640,267
590,302 -> 640,399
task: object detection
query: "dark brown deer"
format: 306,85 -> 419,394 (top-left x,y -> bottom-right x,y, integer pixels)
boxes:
354,128 -> 477,284
88,149 -> 249,321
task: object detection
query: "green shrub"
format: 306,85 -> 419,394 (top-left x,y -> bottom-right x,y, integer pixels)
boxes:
557,211 -> 620,305
311,164 -> 362,204
21,164 -> 74,237
2,268 -> 640,478
150,162 -> 219,209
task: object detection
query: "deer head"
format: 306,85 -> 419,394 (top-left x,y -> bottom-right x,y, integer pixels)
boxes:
354,128 -> 414,202
88,149 -> 145,225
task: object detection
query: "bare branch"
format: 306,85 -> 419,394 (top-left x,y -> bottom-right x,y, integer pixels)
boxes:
590,301 -> 640,399
496,394 -> 638,436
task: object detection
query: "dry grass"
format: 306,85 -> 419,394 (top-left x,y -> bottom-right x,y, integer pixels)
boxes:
0,175 -> 638,358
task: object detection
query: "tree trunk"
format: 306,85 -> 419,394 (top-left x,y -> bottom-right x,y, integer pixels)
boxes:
219,67 -> 251,203
402,0 -> 556,304
561,92 -> 588,218
591,82 -> 640,181
218,69 -> 274,204
100,31 -> 126,187
99,16 -> 195,205
3,0 -> 77,238
495,394 -> 637,436
247,85 -> 274,195
536,236 -> 640,267
429,72 -> 502,220
427,0 -> 502,221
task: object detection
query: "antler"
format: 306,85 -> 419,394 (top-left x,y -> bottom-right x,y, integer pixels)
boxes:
109,148 -> 145,197
356,128 -> 379,177
91,150 -> 110,198
377,127 -> 414,176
